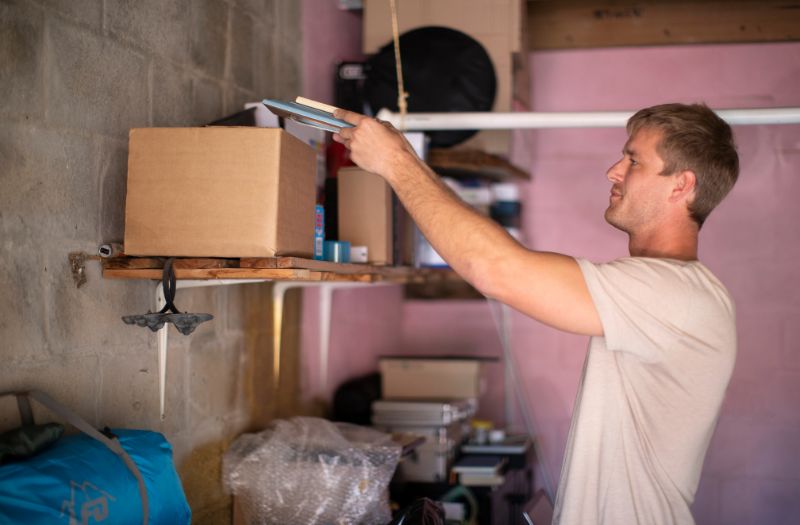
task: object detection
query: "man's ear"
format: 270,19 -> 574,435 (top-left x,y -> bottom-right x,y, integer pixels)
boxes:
669,170 -> 696,203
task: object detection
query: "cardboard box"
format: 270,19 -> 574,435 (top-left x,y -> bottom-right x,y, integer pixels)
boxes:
245,101 -> 328,188
363,0 -> 524,154
380,358 -> 482,400
363,0 -> 526,111
124,127 -> 316,258
337,167 -> 393,265
363,0 -> 522,55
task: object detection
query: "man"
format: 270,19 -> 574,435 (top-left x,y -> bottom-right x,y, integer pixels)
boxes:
333,103 -> 739,524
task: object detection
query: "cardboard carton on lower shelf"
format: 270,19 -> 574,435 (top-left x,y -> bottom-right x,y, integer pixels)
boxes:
124,127 -> 316,258
380,357 -> 483,400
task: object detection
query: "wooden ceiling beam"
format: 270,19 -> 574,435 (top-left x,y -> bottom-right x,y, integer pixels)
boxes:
527,1 -> 800,50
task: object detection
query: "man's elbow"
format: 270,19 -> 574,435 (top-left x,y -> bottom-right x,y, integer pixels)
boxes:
464,257 -> 508,301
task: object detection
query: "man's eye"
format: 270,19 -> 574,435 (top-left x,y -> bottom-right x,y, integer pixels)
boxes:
629,158 -> 638,166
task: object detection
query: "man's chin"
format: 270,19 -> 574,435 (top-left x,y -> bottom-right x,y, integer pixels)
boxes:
604,209 -> 627,232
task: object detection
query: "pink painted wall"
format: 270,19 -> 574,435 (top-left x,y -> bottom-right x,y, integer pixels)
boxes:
301,5 -> 800,521
301,0 -> 364,104
299,285 -> 405,406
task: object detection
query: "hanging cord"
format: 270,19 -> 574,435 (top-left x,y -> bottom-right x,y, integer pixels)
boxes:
389,0 -> 409,130
487,298 -> 556,502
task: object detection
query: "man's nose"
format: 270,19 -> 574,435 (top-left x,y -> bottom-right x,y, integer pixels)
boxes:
606,159 -> 625,183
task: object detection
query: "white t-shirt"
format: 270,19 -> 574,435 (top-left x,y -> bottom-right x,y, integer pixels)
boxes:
553,257 -> 736,525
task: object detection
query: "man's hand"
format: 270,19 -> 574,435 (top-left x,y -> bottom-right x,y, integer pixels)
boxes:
332,109 -> 419,183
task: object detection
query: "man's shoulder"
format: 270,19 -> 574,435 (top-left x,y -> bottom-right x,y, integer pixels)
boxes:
579,256 -> 734,311
578,256 -> 692,279
584,256 -> 714,277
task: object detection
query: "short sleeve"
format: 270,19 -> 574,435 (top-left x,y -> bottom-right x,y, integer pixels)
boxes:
576,257 -> 694,361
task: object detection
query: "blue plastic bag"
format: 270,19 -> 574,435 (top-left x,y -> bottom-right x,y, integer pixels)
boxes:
0,392 -> 190,525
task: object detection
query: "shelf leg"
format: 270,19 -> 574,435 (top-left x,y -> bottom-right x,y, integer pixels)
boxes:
314,282 -> 394,398
272,281 -> 385,400
155,282 -> 167,421
271,282 -> 294,395
318,285 -> 333,394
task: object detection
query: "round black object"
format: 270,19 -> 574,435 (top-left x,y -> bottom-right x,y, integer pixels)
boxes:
365,26 -> 496,148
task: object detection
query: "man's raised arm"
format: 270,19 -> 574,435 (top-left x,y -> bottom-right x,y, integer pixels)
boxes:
333,109 -> 602,336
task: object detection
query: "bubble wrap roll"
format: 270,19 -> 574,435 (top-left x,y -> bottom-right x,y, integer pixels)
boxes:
223,417 -> 401,525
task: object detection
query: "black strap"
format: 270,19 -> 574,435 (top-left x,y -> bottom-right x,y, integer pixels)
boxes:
159,258 -> 181,314
16,395 -> 34,426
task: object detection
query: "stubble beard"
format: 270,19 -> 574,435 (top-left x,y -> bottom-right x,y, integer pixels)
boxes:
605,202 -> 631,234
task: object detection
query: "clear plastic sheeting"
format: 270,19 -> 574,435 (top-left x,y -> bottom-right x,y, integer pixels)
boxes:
223,417 -> 401,525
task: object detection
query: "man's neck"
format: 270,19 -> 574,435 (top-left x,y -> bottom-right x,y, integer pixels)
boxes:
628,224 -> 699,261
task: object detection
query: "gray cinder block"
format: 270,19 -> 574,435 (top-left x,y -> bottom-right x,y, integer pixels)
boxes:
40,0 -> 103,29
230,10 -> 255,91
46,23 -> 149,137
151,60 -> 194,126
192,76 -> 223,124
0,1 -> 45,121
190,0 -> 227,79
105,0 -> 191,64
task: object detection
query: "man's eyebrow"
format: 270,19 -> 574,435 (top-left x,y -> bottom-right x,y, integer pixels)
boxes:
623,146 -> 636,157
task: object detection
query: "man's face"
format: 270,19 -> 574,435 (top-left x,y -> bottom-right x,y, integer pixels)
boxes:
604,127 -> 675,234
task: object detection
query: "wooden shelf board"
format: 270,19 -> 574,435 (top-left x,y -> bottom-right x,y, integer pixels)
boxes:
102,256 -> 416,283
428,148 -> 530,181
527,1 -> 800,50
102,267 -> 316,281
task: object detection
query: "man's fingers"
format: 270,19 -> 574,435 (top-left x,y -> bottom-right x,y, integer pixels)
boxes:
334,108 -> 365,125
332,132 -> 349,147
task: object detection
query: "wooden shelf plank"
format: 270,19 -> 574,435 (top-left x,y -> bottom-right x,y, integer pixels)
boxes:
102,267 -> 317,281
313,272 -> 379,283
101,256 -> 417,282
102,257 -> 242,270
428,148 -> 530,181
528,1 -> 800,50
244,257 -> 386,275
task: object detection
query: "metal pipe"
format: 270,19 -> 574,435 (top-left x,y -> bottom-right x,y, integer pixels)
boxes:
376,107 -> 800,130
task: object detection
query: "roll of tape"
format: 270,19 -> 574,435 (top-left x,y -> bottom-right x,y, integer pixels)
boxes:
323,240 -> 351,263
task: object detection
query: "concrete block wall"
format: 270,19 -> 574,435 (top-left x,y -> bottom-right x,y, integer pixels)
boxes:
0,0 -> 304,522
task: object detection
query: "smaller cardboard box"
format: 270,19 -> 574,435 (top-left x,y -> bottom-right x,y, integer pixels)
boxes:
337,167 -> 393,265
380,357 -> 482,400
124,127 -> 316,258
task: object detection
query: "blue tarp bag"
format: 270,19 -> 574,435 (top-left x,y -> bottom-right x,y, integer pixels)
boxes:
0,390 -> 190,525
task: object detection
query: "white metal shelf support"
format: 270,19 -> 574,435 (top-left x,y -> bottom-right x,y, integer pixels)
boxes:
272,281 -> 394,396
154,278 -> 395,420
376,107 -> 800,130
